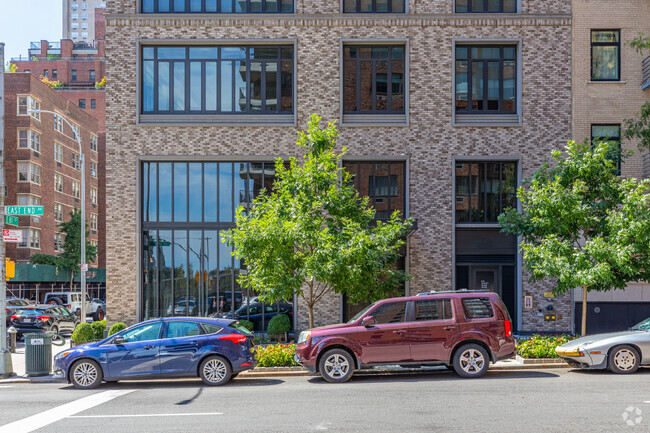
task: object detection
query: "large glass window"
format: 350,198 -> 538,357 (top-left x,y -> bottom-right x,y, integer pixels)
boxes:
591,30 -> 620,81
591,124 -> 621,175
142,0 -> 293,13
343,0 -> 404,13
455,161 -> 517,223
141,45 -> 294,114
141,161 -> 292,331
455,0 -> 516,13
343,45 -> 405,114
344,161 -> 406,220
455,45 -> 516,114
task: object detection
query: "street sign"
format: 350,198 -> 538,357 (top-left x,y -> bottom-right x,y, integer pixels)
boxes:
5,205 -> 44,216
80,264 -> 89,272
2,229 -> 22,243
4,215 -> 18,226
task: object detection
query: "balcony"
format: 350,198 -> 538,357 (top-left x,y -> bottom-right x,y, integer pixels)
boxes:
643,55 -> 650,90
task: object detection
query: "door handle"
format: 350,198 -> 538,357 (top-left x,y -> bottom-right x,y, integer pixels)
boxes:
190,341 -> 199,346
443,327 -> 455,331
393,330 -> 406,335
144,345 -> 155,350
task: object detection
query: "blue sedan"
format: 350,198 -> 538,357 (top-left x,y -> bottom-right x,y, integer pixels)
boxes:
54,317 -> 257,389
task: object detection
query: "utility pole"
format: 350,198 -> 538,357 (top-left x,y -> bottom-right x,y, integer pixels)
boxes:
0,42 -> 15,377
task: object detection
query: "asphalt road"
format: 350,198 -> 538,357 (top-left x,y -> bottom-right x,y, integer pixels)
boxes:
1,367 -> 650,433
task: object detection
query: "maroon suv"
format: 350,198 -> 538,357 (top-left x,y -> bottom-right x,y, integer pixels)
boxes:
294,290 -> 515,383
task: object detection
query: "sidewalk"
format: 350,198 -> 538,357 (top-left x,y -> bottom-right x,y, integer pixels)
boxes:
0,338 -> 71,383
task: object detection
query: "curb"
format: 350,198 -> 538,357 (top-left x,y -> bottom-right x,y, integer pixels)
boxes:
0,375 -> 64,384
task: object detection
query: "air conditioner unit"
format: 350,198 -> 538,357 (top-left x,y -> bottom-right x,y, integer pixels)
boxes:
90,169 -> 96,176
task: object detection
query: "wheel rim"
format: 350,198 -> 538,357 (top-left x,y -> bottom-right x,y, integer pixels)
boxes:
614,349 -> 637,371
459,349 -> 485,375
324,354 -> 349,379
73,362 -> 98,386
203,359 -> 227,383
51,328 -> 58,341
98,311 -> 104,320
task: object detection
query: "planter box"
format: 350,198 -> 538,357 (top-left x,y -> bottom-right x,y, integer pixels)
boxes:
515,354 -> 567,365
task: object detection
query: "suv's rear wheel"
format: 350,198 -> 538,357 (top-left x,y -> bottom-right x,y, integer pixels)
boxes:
453,344 -> 489,378
47,297 -> 62,306
319,349 -> 354,383
93,309 -> 104,321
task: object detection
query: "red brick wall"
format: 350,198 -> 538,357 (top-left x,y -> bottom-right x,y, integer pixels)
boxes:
3,74 -> 102,267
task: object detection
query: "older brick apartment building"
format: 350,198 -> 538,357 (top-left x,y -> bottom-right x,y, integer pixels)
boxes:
3,74 -> 102,274
103,0 -> 578,334
571,0 -> 650,333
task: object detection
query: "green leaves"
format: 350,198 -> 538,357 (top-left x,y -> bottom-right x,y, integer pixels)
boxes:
226,114 -> 413,327
499,140 -> 650,296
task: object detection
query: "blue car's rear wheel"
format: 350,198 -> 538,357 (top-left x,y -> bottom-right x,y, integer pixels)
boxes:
71,359 -> 103,389
199,356 -> 232,386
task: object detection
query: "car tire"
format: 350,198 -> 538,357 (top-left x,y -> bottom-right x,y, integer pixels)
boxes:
70,359 -> 103,389
319,349 -> 354,383
50,326 -> 60,341
453,344 -> 489,378
199,356 -> 232,386
230,373 -> 239,379
48,297 -> 62,306
93,309 -> 104,321
608,345 -> 640,374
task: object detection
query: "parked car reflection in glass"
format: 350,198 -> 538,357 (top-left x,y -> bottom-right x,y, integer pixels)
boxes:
216,301 -> 293,332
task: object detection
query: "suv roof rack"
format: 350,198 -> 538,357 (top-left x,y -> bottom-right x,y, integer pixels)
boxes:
415,289 -> 487,296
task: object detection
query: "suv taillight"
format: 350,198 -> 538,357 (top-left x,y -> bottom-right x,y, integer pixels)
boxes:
504,320 -> 512,337
35,316 -> 50,322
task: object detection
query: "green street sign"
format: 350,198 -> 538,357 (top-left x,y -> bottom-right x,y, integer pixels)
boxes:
5,215 -> 19,226
5,206 -> 44,216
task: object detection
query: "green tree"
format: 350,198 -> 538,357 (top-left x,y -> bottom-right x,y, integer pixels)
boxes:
29,209 -> 97,285
226,114 -> 414,329
498,140 -> 650,336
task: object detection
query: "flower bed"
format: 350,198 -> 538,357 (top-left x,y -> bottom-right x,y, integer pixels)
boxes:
516,334 -> 578,359
255,343 -> 300,367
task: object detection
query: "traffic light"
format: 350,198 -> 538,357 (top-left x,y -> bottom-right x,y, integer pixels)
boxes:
5,258 -> 15,280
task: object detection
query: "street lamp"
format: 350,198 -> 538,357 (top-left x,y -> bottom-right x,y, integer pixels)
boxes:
28,108 -> 87,321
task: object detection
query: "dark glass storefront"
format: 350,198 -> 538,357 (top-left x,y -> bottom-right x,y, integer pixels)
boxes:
141,161 -> 293,332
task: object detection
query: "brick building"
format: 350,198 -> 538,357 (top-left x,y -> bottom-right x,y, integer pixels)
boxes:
3,73 -> 101,272
63,0 -> 107,44
105,0 -> 574,333
572,0 -> 650,333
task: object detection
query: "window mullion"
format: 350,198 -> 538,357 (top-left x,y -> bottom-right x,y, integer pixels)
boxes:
499,49 -> 504,112
261,62 -> 267,112
372,59 -> 377,113
387,48 -> 392,113
276,60 -> 281,114
482,59 -> 488,112
467,54 -> 473,113
356,54 -> 361,112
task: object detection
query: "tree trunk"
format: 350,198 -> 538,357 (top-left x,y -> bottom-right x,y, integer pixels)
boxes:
581,285 -> 588,337
307,302 -> 314,329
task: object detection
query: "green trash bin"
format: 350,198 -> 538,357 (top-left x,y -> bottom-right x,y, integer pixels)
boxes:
25,333 -> 52,376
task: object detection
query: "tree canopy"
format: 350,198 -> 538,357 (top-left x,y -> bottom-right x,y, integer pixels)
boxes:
226,114 -> 414,328
498,140 -> 650,335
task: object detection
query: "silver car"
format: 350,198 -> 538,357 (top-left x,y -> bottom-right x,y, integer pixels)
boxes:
556,318 -> 650,374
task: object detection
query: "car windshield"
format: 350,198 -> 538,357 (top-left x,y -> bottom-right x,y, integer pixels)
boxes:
347,302 -> 378,324
8,299 -> 28,306
15,309 -> 46,316
230,321 -> 253,336
630,318 -> 650,331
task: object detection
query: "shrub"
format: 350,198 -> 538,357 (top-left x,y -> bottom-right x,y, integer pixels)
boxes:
253,334 -> 271,345
255,343 -> 299,367
238,319 -> 254,332
108,322 -> 127,336
267,314 -> 291,335
91,320 -> 106,340
71,323 -> 94,343
516,334 -> 578,359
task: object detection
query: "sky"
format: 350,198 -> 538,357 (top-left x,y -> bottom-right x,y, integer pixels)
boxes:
0,0 -> 62,65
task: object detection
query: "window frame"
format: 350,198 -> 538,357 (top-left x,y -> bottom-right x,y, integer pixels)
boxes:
341,0 -> 406,13
137,39 -> 298,127
591,29 -> 621,82
17,129 -> 29,148
90,135 -> 98,151
54,173 -> 64,193
591,123 -> 622,175
339,39 -> 409,127
140,0 -> 295,13
454,0 -> 518,13
54,113 -> 64,133
72,180 -> 81,199
90,213 -> 98,231
54,142 -> 64,163
54,202 -> 64,222
29,228 -> 41,250
452,39 -> 522,127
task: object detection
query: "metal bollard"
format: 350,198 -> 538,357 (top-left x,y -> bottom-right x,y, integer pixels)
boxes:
7,327 -> 17,354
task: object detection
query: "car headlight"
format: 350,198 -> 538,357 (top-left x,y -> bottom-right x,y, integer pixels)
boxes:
55,350 -> 73,360
297,331 -> 311,345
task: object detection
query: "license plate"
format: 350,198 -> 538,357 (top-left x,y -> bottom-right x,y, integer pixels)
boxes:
24,318 -> 32,323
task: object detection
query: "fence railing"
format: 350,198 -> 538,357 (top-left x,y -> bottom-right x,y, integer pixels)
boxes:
643,56 -> 650,90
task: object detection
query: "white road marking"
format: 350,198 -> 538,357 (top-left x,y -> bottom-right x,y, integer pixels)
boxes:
0,386 -> 13,388
0,389 -> 135,433
68,412 -> 223,418
644,401 -> 650,404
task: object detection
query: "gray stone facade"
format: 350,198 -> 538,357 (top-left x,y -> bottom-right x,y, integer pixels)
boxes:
105,1 -> 573,332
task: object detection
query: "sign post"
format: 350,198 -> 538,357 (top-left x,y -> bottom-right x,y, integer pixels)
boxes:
0,42 -> 15,378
